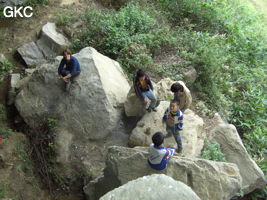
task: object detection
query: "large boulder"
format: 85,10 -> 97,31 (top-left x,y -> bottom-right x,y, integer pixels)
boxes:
100,174 -> 201,200
212,122 -> 267,194
154,78 -> 175,100
17,41 -> 47,67
15,47 -> 130,140
124,86 -> 147,117
36,22 -> 70,59
84,146 -> 242,200
7,73 -> 20,105
129,101 -> 204,157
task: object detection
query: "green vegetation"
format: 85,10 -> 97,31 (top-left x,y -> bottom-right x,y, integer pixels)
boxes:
68,1 -> 267,197
47,117 -> 58,131
15,139 -> 35,173
0,184 -> 9,198
0,58 -> 12,81
72,3 -> 177,75
201,140 -> 226,162
23,0 -> 49,7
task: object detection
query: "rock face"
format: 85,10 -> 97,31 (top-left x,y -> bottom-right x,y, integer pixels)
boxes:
17,41 -> 47,67
212,122 -> 267,194
124,86 -> 147,117
154,78 -> 175,100
100,174 -> 201,200
17,22 -> 70,67
36,22 -> 70,59
7,73 -> 21,105
84,146 -> 242,200
180,67 -> 197,84
15,47 -> 130,140
129,101 -> 204,157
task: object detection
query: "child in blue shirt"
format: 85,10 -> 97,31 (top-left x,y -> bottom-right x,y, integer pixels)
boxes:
162,100 -> 184,153
148,132 -> 176,170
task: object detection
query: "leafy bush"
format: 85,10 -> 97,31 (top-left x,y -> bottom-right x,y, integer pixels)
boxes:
0,59 -> 12,80
0,127 -> 13,139
201,140 -> 226,162
72,3 -> 177,74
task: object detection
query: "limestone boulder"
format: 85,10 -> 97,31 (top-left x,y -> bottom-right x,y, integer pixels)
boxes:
180,67 -> 197,84
84,146 -> 242,200
7,73 -> 20,105
36,22 -> 70,59
100,174 -> 201,200
15,47 -> 130,140
0,54 -> 5,63
124,86 -> 147,117
154,78 -> 175,100
212,122 -> 267,194
17,41 -> 47,67
129,101 -> 204,157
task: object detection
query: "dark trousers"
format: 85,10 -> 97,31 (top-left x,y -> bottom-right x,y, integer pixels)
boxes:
60,70 -> 80,81
60,70 -> 80,91
166,125 -> 183,152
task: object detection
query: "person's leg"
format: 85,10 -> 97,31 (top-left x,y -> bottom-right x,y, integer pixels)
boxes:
60,70 -> 71,91
60,70 -> 70,77
141,91 -> 150,111
165,125 -> 174,138
173,131 -> 183,153
70,71 -> 80,82
145,89 -> 157,110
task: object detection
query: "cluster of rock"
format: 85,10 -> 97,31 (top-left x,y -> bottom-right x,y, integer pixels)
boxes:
9,22 -> 266,200
17,22 -> 70,67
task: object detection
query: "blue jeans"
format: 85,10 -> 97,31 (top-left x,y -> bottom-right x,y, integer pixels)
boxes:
142,89 -> 157,109
166,125 -> 183,152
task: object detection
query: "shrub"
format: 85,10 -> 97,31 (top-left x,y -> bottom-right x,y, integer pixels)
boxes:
0,59 -> 12,80
201,140 -> 226,162
72,3 -> 177,76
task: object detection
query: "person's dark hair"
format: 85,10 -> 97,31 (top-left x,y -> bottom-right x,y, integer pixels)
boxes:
170,99 -> 180,106
170,82 -> 184,93
63,49 -> 72,56
136,69 -> 146,78
152,132 -> 164,146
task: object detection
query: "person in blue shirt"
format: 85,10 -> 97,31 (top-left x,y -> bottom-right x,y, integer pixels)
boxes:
58,49 -> 81,91
148,132 -> 176,170
162,100 -> 184,153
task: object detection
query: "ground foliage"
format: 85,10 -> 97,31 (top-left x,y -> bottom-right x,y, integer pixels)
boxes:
65,0 -> 267,198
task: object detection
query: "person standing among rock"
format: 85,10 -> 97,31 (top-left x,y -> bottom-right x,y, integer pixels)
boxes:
133,69 -> 157,112
148,132 -> 176,170
162,100 -> 184,153
58,49 -> 81,91
170,81 -> 192,112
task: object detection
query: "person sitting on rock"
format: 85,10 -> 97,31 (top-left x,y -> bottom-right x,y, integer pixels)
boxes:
162,100 -> 184,153
58,49 -> 81,91
148,132 -> 176,170
170,81 -> 192,112
133,69 -> 157,112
